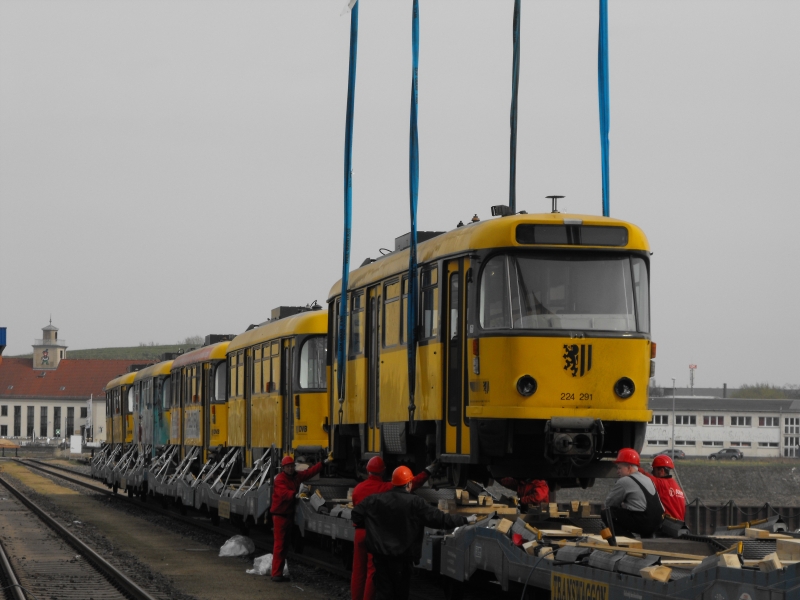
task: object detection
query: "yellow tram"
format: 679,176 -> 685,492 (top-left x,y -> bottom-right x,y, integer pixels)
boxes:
170,337 -> 231,463
225,306 -> 328,468
105,371 -> 137,449
328,211 -> 654,487
132,359 -> 174,455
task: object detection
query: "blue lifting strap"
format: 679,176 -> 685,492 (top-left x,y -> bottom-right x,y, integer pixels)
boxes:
338,0 -> 359,425
407,0 -> 420,429
509,0 -> 521,214
598,0 -> 611,217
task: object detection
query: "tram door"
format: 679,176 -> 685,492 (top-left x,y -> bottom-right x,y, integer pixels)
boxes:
366,285 -> 381,453
281,339 -> 294,454
443,258 -> 470,457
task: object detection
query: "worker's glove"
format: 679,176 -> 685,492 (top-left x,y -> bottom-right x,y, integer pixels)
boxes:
425,459 -> 440,475
323,452 -> 334,466
298,483 -> 311,495
466,514 -> 478,524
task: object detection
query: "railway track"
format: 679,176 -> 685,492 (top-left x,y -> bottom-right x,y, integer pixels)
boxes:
14,459 -> 353,578
0,473 -> 159,600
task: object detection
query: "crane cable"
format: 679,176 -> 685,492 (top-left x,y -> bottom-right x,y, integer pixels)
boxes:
598,0 -> 610,217
508,0 -> 521,213
337,0 -> 359,426
406,0 -> 420,432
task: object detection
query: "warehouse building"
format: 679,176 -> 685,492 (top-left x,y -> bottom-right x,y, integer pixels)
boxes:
645,396 -> 800,458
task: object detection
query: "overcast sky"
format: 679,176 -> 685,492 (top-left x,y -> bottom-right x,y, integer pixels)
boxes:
1,0 -> 798,389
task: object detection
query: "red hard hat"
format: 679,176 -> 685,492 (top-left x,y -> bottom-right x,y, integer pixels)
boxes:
281,456 -> 295,467
391,466 -> 414,487
652,454 -> 675,469
367,456 -> 386,474
614,448 -> 640,467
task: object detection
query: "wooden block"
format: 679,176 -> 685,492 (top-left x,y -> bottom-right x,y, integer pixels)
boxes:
718,554 -> 741,569
458,491 -> 471,506
525,523 -> 542,540
759,553 -> 782,573
539,529 -> 582,538
777,539 -> 800,560
561,525 -> 583,535
580,501 -> 591,518
484,495 -> 493,506
496,518 -> 514,535
570,501 -> 580,512
640,566 -> 672,582
614,536 -> 643,549
661,559 -> 702,568
745,528 -> 770,539
523,540 -> 538,555
548,503 -> 559,517
585,534 -> 609,547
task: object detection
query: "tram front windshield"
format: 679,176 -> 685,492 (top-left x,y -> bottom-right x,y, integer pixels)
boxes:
479,253 -> 649,333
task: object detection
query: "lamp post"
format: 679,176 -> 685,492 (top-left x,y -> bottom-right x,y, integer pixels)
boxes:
671,378 -> 676,453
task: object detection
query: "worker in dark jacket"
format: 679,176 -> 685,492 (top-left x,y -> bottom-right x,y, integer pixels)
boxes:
270,455 -> 325,582
352,466 -> 477,600
351,457 -> 436,600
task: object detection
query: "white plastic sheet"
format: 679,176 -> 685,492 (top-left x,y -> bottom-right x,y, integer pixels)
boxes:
246,553 -> 289,576
219,535 -> 256,557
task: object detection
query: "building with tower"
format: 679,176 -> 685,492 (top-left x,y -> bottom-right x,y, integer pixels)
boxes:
0,321 -> 149,444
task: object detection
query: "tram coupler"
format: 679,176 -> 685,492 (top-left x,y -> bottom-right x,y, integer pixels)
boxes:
543,417 -> 604,463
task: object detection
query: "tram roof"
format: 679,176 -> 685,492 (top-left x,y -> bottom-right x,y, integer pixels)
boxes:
227,310 -> 328,354
170,342 -> 230,370
327,212 -> 650,300
104,371 -> 136,392
133,359 -> 173,381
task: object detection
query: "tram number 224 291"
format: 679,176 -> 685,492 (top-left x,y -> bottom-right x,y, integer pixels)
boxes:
560,393 -> 593,401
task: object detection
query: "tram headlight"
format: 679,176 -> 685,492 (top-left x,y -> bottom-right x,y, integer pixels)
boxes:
614,377 -> 635,399
517,375 -> 537,397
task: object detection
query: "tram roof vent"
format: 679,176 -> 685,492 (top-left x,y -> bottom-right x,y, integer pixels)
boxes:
394,231 -> 445,252
271,306 -> 309,321
161,352 -> 179,361
204,334 -> 235,347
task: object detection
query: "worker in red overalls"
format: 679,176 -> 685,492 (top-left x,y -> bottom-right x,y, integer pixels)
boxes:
497,477 -> 549,511
350,457 -> 437,600
641,454 -> 686,521
270,454 -> 326,582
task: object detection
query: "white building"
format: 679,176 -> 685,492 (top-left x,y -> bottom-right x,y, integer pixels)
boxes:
645,397 -> 800,458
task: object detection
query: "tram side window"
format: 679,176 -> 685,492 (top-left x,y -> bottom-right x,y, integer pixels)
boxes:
214,364 -> 226,402
350,291 -> 365,356
270,341 -> 281,393
127,387 -> 134,413
253,346 -> 263,394
133,383 -> 140,412
192,366 -> 202,404
421,267 -> 439,339
299,336 -> 327,389
632,257 -> 650,333
229,354 -> 237,398
236,351 -> 245,397
400,277 -> 409,344
162,377 -> 171,410
383,280 -> 401,348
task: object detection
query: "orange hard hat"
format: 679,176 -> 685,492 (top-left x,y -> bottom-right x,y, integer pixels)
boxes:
391,466 -> 414,487
281,456 -> 295,467
614,448 -> 640,467
652,454 -> 675,469
367,456 -> 386,474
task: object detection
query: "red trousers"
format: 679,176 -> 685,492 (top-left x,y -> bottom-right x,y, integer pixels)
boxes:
272,514 -> 291,578
351,528 -> 376,600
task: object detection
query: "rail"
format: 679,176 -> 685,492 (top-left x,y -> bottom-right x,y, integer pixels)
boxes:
0,473 -> 159,600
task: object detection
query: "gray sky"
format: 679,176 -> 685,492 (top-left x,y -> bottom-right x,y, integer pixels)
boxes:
1,0 -> 798,389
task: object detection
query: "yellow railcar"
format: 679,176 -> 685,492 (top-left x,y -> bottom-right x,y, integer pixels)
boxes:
105,371 -> 137,450
170,339 -> 231,463
226,307 -> 328,467
327,211 -> 654,486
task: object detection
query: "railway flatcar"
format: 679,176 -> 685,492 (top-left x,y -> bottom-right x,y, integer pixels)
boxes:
225,306 -> 328,468
170,336 -> 232,465
328,210 -> 653,488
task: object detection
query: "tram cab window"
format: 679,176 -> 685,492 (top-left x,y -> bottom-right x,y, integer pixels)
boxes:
299,336 -> 327,390
350,291 -> 365,355
161,377 -> 171,410
479,253 -> 649,333
213,364 -> 227,402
